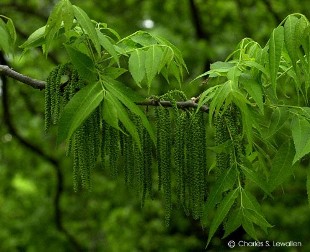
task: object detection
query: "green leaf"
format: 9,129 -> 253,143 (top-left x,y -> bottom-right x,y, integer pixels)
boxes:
97,30 -> 120,66
154,36 -> 187,71
1,16 -> 16,46
102,77 -> 155,144
291,115 -> 310,163
44,0 -> 65,54
102,95 -> 121,130
167,60 -> 182,84
61,0 -> 74,32
211,61 -> 235,72
158,46 -> 174,72
242,60 -> 268,76
242,216 -> 258,240
208,80 -> 232,118
20,26 -> 46,50
102,67 -> 127,79
145,45 -> 163,89
73,5 -> 100,54
263,107 -> 288,139
130,31 -> 157,46
104,91 -> 140,149
268,140 -> 295,191
206,188 -> 238,247
241,190 -> 272,229
240,166 -> 272,197
269,26 -> 284,95
0,26 -> 10,54
243,209 -> 272,231
128,49 -> 146,86
284,15 -> 299,67
239,73 -> 264,113
223,209 -> 242,238
57,81 -> 104,144
203,167 -> 237,225
65,45 -> 96,80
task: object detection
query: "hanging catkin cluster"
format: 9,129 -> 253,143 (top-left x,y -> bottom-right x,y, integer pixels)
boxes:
154,91 -> 208,224
214,104 -> 244,172
45,63 -> 101,190
45,66 -> 209,223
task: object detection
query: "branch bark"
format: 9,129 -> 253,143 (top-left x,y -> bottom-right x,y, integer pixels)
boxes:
0,64 -> 46,90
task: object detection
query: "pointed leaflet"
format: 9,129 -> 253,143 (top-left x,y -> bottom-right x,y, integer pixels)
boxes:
103,91 -> 141,149
206,188 -> 238,247
268,140 -> 295,192
239,73 -> 264,114
20,26 -> 46,50
269,26 -> 284,95
0,25 -> 10,54
240,166 -> 272,197
44,0 -> 63,54
203,167 -> 237,226
96,30 -> 120,66
242,216 -> 258,240
102,95 -> 121,130
65,45 -> 96,81
284,15 -> 299,69
263,107 -> 288,139
145,45 -> 164,89
0,16 -> 16,53
57,81 -> 104,144
102,77 -> 155,144
223,209 -> 242,238
129,49 -> 146,86
73,5 -> 101,54
241,190 -> 272,229
291,115 -> 310,163
130,31 -> 157,46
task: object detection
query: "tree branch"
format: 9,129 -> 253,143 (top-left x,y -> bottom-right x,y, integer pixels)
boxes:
0,64 -> 46,90
136,99 -> 209,112
0,64 -> 209,112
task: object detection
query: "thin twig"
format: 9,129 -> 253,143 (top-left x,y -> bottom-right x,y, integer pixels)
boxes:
136,99 -> 209,112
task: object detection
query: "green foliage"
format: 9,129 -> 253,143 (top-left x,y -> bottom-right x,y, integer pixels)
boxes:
0,15 -> 16,54
5,0 -> 310,248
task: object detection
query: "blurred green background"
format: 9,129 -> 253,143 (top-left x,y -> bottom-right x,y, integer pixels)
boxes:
1,0 -> 310,251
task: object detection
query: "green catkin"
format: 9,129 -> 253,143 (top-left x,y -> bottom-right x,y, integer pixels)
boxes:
101,120 -> 106,168
225,105 -> 244,163
72,136 -> 81,192
174,111 -> 187,211
155,107 -> 163,191
124,131 -> 135,187
156,107 -> 172,226
214,111 -> 230,173
132,115 -> 146,206
45,66 -> 59,132
53,64 -> 67,124
184,111 -> 192,215
190,111 -> 206,219
77,125 -> 91,189
105,124 -> 120,177
142,126 -> 153,204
